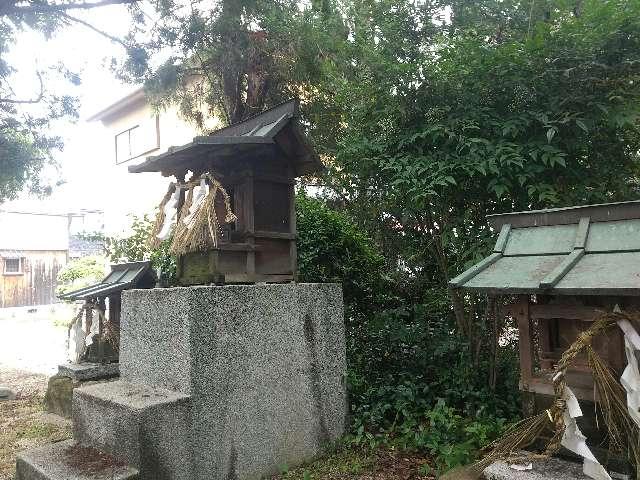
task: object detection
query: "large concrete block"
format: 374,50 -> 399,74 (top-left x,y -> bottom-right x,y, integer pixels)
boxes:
16,439 -> 139,480
73,380 -> 193,480
120,283 -> 348,480
119,288 -> 193,393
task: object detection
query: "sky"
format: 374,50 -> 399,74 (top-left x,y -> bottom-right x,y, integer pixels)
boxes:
2,3 -> 140,215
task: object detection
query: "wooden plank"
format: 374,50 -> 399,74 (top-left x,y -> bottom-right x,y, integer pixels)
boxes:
288,181 -> 297,280
515,296 -> 534,387
537,318 -> 553,370
539,249 -> 584,289
529,304 -> 600,321
448,252 -> 501,287
488,200 -> 640,230
493,224 -> 511,253
521,376 -> 596,401
574,216 -> 590,249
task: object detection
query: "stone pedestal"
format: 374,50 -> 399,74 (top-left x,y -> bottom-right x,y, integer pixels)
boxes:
484,455 -> 629,480
45,363 -> 120,418
18,283 -> 347,480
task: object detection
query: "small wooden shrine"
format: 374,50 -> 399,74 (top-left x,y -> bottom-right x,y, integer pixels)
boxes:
129,99 -> 323,285
450,200 -> 640,431
59,261 -> 155,363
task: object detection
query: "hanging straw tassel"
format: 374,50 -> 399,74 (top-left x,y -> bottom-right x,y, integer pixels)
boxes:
171,186 -> 194,254
149,182 -> 177,248
169,173 -> 237,256
588,344 -> 640,479
442,313 -> 618,480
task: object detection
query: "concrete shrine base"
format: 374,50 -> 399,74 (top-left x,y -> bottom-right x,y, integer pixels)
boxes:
483,455 -> 630,480
17,283 -> 348,480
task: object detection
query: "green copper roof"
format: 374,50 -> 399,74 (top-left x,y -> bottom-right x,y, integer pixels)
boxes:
450,200 -> 640,296
58,261 -> 155,301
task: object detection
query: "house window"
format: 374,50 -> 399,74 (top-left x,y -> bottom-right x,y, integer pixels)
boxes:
115,116 -> 160,164
4,258 -> 22,275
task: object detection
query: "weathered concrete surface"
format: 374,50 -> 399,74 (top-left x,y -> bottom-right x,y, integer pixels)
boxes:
58,362 -> 119,382
16,439 -> 139,480
45,363 -> 120,418
120,283 -> 347,480
73,380 -> 192,480
483,456 -> 615,480
0,384 -> 16,400
44,375 -> 75,417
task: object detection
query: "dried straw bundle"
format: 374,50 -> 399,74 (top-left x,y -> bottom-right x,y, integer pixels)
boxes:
169,173 -> 236,255
588,345 -> 640,479
148,182 -> 177,249
443,312 -> 640,480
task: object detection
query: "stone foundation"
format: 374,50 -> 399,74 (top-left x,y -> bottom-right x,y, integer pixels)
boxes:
18,283 -> 347,480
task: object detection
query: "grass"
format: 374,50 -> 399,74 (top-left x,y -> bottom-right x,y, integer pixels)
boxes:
271,445 -> 435,480
0,395 -> 71,480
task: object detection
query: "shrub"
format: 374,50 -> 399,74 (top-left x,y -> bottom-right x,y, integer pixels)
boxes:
56,255 -> 107,297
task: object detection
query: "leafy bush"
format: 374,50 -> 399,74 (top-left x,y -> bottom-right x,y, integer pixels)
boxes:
56,255 -> 107,297
296,193 -> 392,325
105,215 -> 176,285
296,195 -> 519,470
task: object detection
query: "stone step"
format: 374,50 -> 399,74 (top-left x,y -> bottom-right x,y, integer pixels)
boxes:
16,439 -> 139,480
72,380 -> 193,480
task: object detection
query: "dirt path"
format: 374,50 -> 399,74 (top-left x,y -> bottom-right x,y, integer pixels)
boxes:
0,311 -> 73,480
0,367 -> 72,480
0,315 -> 68,376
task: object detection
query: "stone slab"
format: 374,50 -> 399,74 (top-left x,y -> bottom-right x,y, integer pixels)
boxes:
45,375 -> 75,418
16,439 -> 139,480
73,380 -> 193,480
120,283 -> 347,480
0,385 -> 16,401
483,456 -> 625,480
58,362 -> 120,382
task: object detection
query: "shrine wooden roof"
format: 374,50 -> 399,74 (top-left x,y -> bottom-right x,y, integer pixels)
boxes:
128,99 -> 323,177
449,200 -> 640,296
58,261 -> 155,301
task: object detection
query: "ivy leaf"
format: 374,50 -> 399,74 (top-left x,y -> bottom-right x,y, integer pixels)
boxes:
576,119 -> 588,133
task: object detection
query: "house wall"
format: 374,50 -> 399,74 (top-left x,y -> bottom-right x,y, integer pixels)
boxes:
91,89 -> 219,236
0,250 -> 67,307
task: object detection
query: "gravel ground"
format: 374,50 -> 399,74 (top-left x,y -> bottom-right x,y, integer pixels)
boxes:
0,308 -> 73,480
0,313 -> 68,376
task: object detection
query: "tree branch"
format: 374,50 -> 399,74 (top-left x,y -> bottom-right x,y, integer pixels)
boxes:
0,70 -> 44,104
5,0 -> 136,15
60,12 -> 128,48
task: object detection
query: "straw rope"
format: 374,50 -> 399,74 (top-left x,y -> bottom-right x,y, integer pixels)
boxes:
149,173 -> 237,255
443,310 -> 639,480
148,182 -> 177,248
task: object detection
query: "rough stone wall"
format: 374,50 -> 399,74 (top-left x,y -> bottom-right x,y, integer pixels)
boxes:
120,283 -> 347,480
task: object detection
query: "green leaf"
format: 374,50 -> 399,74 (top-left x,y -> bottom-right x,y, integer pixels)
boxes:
576,119 -> 588,133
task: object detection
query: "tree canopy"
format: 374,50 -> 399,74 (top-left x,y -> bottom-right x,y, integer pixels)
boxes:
0,0 -> 135,202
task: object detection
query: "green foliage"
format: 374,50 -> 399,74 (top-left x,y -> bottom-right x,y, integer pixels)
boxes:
297,195 -> 518,469
296,193 -> 391,324
56,255 -> 106,296
0,3 -> 87,202
116,0 -> 640,471
105,215 -> 176,285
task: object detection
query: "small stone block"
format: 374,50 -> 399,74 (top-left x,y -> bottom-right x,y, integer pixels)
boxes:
0,385 -> 16,401
15,439 -> 138,480
484,456 -> 601,480
57,363 -> 119,382
73,380 -> 192,480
